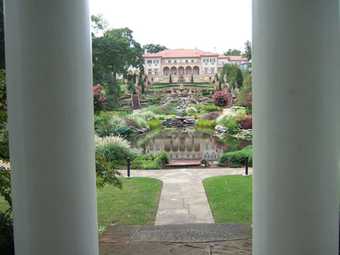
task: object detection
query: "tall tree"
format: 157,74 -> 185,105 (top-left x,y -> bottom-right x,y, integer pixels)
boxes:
237,71 -> 252,112
92,27 -> 143,103
0,0 -> 5,69
224,49 -> 241,56
222,64 -> 243,89
91,14 -> 108,37
143,44 -> 167,53
243,40 -> 252,61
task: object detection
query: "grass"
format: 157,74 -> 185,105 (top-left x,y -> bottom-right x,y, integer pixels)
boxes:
97,177 -> 162,230
196,119 -> 216,129
0,177 -> 162,232
203,175 -> 252,224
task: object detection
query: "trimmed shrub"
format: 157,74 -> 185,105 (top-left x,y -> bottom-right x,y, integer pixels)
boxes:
219,146 -> 253,167
147,119 -> 161,130
196,103 -> 221,114
196,119 -> 216,129
131,152 -> 169,169
95,113 -> 132,138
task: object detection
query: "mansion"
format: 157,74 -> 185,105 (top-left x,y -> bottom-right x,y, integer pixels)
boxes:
143,49 -> 249,83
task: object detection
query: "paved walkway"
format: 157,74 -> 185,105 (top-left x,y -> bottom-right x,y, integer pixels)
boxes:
100,224 -> 252,255
120,168 -> 252,225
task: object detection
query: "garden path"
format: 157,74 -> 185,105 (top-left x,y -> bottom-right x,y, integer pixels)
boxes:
119,168 -> 252,225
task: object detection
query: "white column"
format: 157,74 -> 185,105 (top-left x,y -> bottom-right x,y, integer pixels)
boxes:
253,0 -> 339,254
4,1 -> 99,255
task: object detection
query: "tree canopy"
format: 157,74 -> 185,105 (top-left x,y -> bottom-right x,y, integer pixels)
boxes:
143,44 -> 167,53
91,15 -> 143,104
92,28 -> 143,79
237,71 -> 252,111
224,49 -> 241,56
0,0 -> 5,69
222,64 -> 244,89
243,40 -> 252,61
91,14 -> 108,37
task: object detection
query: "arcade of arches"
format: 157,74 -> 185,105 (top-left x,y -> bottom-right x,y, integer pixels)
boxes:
163,66 -> 200,76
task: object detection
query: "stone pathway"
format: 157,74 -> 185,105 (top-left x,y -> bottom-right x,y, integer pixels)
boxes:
100,224 -> 252,255
119,168 -> 252,225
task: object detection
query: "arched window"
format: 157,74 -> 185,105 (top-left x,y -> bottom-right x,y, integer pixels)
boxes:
170,66 -> 177,75
185,66 -> 192,75
163,67 -> 170,76
193,66 -> 200,75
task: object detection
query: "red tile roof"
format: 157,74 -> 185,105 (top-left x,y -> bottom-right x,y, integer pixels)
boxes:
144,49 -> 219,58
218,55 -> 248,61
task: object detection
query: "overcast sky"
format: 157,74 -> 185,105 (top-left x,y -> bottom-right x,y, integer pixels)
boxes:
90,0 -> 252,53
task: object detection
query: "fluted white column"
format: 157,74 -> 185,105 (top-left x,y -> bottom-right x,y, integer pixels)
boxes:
253,1 -> 340,254
4,1 -> 99,254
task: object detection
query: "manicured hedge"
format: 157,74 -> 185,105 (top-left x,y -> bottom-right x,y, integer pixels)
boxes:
218,146 -> 252,167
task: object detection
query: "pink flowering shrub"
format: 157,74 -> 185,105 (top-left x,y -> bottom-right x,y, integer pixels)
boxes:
213,89 -> 231,107
239,115 -> 252,129
93,84 -> 106,112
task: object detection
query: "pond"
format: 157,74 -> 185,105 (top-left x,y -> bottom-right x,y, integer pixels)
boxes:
133,129 -> 250,162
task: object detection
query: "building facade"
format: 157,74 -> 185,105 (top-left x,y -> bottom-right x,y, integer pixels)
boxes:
144,49 -> 248,83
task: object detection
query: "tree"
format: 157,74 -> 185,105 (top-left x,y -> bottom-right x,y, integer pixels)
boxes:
139,76 -> 145,94
92,27 -> 143,105
243,40 -> 252,61
0,0 -> 4,69
143,44 -> 167,53
237,71 -> 252,112
91,14 -> 108,37
224,49 -> 241,56
222,64 -> 243,89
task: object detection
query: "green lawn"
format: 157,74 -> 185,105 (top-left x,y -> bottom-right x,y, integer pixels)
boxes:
203,175 -> 252,224
0,177 -> 162,232
97,177 -> 162,230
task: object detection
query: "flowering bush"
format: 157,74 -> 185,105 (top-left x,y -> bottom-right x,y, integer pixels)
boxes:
93,84 -> 107,112
213,89 -> 231,107
239,115 -> 252,129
